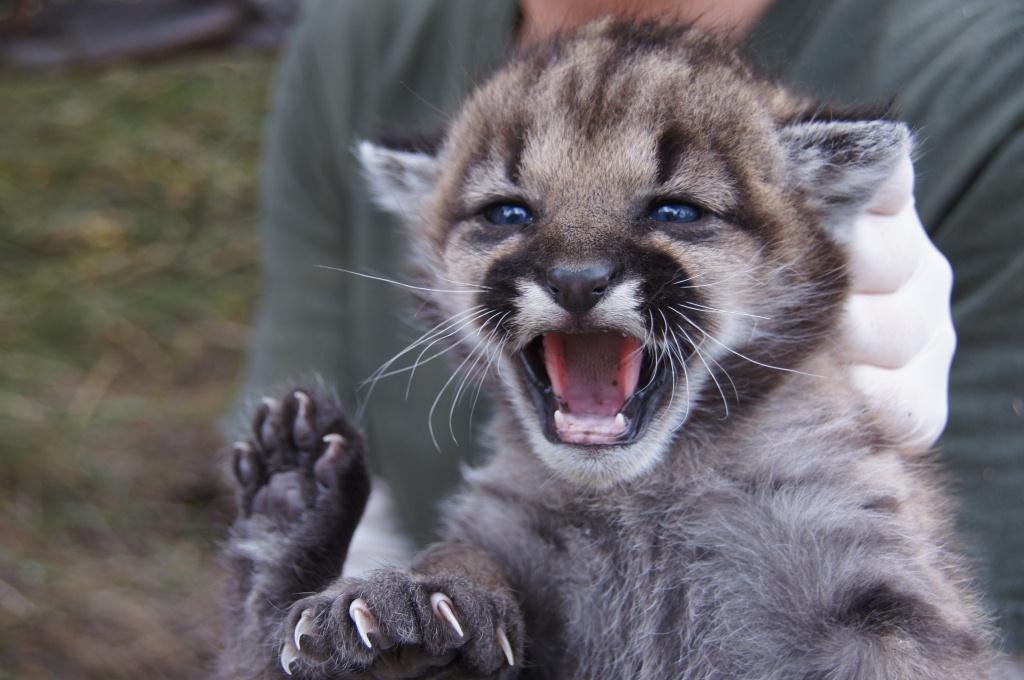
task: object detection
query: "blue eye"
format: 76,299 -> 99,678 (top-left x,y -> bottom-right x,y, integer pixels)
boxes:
485,203 -> 534,226
650,202 -> 703,223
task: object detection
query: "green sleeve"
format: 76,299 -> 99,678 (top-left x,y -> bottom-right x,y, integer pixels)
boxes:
244,0 -> 518,544
939,126 -> 1024,650
749,0 -> 1024,649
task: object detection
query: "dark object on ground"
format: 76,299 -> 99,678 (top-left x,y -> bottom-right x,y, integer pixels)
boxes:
0,0 -> 301,70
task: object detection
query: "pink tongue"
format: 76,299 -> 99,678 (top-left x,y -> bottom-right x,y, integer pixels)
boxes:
543,333 -> 642,416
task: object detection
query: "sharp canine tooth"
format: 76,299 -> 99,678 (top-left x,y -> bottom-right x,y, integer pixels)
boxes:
554,409 -> 565,426
615,413 -> 626,429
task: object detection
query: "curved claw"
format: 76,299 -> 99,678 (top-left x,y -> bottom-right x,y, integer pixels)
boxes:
259,397 -> 281,443
280,642 -> 298,676
497,627 -> 515,667
322,433 -> 346,448
293,608 -> 315,651
429,592 -> 464,638
232,441 -> 255,484
348,598 -> 377,649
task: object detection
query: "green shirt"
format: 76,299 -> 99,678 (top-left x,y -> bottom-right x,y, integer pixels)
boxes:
246,0 -> 1024,649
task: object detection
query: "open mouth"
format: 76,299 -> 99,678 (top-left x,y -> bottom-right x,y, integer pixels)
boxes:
517,331 -> 670,446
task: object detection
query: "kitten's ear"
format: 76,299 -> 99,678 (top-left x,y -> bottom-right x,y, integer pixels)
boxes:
357,140 -> 440,219
781,119 -> 911,234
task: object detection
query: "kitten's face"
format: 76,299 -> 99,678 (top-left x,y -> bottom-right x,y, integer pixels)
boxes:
361,20 -> 907,488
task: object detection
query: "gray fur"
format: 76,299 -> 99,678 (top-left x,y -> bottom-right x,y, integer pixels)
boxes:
219,19 -> 998,680
780,120 -> 912,236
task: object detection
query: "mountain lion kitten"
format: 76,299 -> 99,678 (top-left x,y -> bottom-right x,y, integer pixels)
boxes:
219,19 -> 997,680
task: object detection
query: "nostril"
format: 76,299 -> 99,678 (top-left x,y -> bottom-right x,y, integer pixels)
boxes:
545,264 -> 618,313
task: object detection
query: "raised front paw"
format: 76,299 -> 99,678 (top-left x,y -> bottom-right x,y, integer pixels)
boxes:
280,568 -> 522,678
229,387 -> 370,587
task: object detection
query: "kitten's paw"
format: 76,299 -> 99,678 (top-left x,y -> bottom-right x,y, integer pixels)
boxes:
229,388 -> 370,577
280,568 -> 522,678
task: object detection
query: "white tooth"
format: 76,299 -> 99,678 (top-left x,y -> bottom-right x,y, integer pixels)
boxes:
554,409 -> 565,426
615,413 -> 626,429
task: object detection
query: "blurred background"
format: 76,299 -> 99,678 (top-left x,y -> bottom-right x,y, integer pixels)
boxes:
1,1 -> 294,677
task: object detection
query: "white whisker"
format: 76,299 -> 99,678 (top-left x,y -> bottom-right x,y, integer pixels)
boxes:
315,265 -> 486,294
400,308 -> 495,396
679,301 -> 771,321
428,310 -> 505,449
672,309 -> 822,378
449,312 -> 508,441
360,306 -> 488,399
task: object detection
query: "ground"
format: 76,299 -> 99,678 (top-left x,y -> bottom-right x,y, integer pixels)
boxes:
0,55 -> 273,679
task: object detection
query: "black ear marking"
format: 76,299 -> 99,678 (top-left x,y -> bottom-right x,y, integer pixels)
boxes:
371,128 -> 446,156
781,119 -> 911,235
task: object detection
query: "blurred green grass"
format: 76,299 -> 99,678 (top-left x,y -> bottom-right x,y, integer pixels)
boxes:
0,55 -> 273,678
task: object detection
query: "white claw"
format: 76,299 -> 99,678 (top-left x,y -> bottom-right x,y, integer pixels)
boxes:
614,413 -> 626,429
294,391 -> 311,414
323,433 -> 346,447
294,608 -> 315,650
553,409 -> 565,426
429,592 -> 464,638
497,627 -> 515,666
348,598 -> 376,649
261,397 -> 280,410
280,644 -> 297,675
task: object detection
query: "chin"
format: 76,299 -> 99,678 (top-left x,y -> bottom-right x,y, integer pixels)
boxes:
507,329 -> 692,488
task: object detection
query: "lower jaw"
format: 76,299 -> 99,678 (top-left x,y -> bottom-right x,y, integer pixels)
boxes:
515,337 -> 673,448
531,389 -> 664,448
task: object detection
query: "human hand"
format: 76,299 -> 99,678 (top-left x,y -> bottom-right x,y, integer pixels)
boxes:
842,152 -> 956,451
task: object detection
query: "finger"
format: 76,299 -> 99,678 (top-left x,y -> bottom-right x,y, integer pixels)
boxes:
843,292 -> 932,369
867,150 -> 914,215
847,203 -> 926,294
844,231 -> 954,368
849,321 -> 956,451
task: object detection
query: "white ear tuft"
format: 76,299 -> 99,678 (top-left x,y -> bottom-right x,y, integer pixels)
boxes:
781,120 -> 911,234
357,140 -> 440,220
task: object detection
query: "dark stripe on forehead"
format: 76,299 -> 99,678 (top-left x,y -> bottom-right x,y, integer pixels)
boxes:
603,19 -> 694,53
655,125 -> 690,185
505,118 -> 529,185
